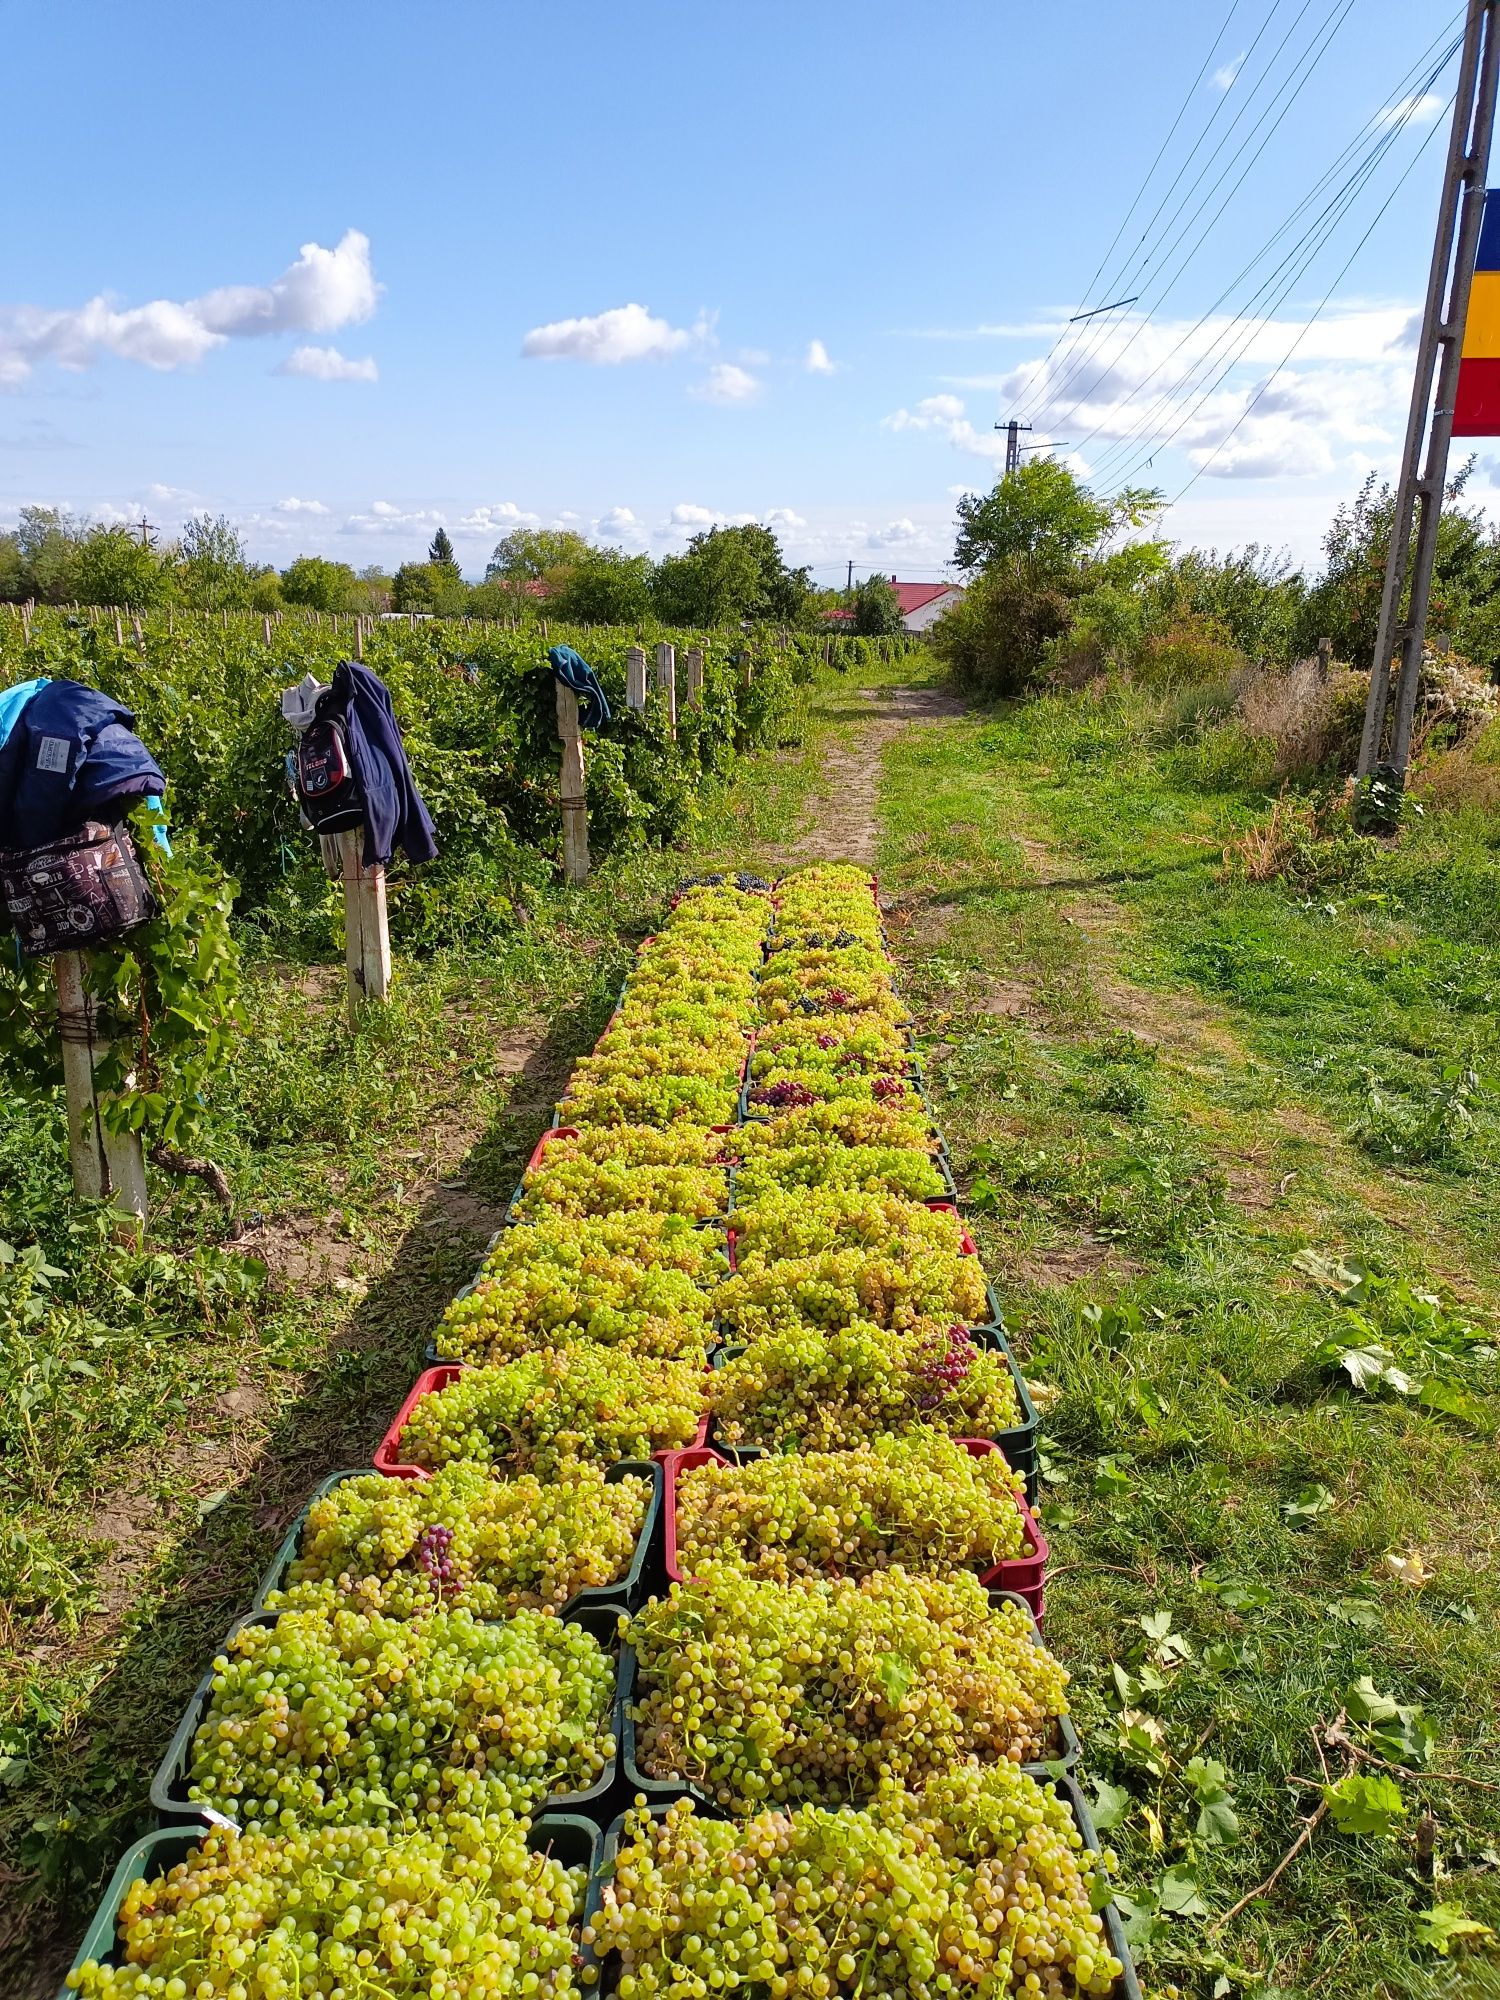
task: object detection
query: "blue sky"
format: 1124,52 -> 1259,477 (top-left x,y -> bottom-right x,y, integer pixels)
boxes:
0,0 -> 1480,580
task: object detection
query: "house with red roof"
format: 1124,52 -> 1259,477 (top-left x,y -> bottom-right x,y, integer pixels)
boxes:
825,577 -> 966,635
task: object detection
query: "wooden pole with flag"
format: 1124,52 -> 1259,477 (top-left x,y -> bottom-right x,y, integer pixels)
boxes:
1357,0 -> 1500,789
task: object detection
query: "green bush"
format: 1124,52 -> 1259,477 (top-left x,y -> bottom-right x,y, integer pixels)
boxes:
930,570 -> 1072,698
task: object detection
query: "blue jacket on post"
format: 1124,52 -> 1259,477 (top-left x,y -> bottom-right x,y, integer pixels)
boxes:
0,678 -> 167,853
319,661 -> 439,869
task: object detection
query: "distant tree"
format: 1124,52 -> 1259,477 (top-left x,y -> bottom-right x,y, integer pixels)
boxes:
354,565 -> 395,613
652,524 -> 813,627
1162,544 -> 1305,667
955,461 -> 1161,582
249,568 -> 285,613
486,528 -> 593,583
172,514 -> 254,610
74,525 -> 165,607
393,560 -> 467,615
13,506 -> 83,603
282,555 -> 362,613
428,526 -> 461,576
549,547 -> 654,626
0,533 -> 23,602
850,574 -> 905,637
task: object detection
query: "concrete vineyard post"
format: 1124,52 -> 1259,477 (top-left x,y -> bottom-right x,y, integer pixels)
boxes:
55,950 -> 148,1221
655,642 -> 678,735
625,645 -> 648,711
555,679 -> 590,885
262,615 -> 273,646
336,828 -> 392,1026
684,647 -> 704,708
113,610 -> 124,646
354,618 -> 365,662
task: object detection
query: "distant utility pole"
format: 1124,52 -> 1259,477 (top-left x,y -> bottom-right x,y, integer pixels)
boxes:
1357,0 -> 1500,790
846,559 -> 854,593
136,517 -> 156,549
996,419 -> 1032,477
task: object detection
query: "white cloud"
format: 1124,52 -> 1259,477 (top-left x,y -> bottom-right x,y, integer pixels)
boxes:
0,230 -> 380,387
521,302 -> 704,364
689,362 -> 761,404
866,518 -> 922,547
274,495 -> 330,515
342,501 -> 448,536
277,344 -> 378,382
145,481 -> 196,503
191,231 -> 380,338
1375,91 -> 1445,131
1211,51 -> 1246,90
763,508 -> 807,532
805,338 -> 837,376
457,502 -> 541,535
596,505 -> 646,544
883,393 -> 1006,463
665,502 -> 723,532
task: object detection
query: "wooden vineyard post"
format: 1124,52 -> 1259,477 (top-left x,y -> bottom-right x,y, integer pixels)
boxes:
556,679 -> 590,885
336,829 -> 392,1026
684,647 -> 704,708
554,679 -> 590,885
262,614 -> 273,645
625,645 -> 648,712
113,610 -> 124,646
655,642 -> 677,735
54,950 -> 148,1220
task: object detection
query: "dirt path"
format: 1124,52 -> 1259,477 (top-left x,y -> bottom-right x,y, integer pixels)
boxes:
771,686 -> 964,868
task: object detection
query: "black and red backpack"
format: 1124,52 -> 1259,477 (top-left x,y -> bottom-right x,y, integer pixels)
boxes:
294,713 -> 364,834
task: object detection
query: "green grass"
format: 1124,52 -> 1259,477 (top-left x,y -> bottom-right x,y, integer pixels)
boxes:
876,703 -> 1500,1999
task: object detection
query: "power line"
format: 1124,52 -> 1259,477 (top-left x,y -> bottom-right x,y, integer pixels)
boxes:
1075,18 -> 1464,482
1167,104 -> 1455,501
1039,0 -> 1299,416
1099,73 -> 1458,490
1044,0 -> 1354,438
1078,18 -> 1463,474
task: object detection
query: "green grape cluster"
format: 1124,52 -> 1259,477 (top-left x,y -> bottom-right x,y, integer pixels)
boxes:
773,863 -> 884,943
514,1158 -> 726,1223
732,1188 -> 971,1269
735,1142 -> 946,1203
717,1244 -> 990,1337
267,1461 -> 648,1619
628,1563 -> 1068,1809
560,1072 -> 741,1130
68,1816 -> 584,1999
587,1772 -> 1122,2000
675,1431 -> 1028,1582
397,1348 -> 704,1475
758,968 -> 907,1025
753,1014 -> 911,1070
711,1322 -> 1019,1449
187,1602 -> 615,1827
439,1213 -> 722,1363
739,1098 -> 937,1152
544,1124 -> 731,1168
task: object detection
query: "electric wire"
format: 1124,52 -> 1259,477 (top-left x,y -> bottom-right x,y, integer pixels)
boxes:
1039,0 -> 1313,417
1166,104 -> 1453,500
1043,0 -> 1356,439
1080,15 -> 1461,478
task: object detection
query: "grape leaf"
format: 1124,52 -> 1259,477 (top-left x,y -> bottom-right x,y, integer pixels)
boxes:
1090,1779 -> 1130,1831
1324,1773 -> 1406,1837
1414,1902 -> 1496,1956
1346,1677 -> 1401,1725
1283,1483 -> 1335,1524
1158,1862 -> 1208,1917
876,1652 -> 913,1705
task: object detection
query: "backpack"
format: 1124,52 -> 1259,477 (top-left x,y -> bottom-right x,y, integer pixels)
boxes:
295,714 -> 364,834
0,820 -> 158,958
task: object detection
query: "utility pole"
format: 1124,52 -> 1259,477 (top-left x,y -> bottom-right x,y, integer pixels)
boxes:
1357,0 -> 1500,791
136,517 -> 156,549
996,418 -> 1031,477
846,558 -> 854,593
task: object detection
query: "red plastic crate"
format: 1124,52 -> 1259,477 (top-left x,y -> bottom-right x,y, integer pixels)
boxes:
373,1364 -> 465,1480
378,1365 -> 713,1480
661,1439 -> 1047,1618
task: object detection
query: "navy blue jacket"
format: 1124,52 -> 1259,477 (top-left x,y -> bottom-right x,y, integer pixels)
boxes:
319,662 -> 438,869
0,678 -> 167,852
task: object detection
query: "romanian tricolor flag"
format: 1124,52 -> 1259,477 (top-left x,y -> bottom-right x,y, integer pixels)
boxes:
1453,192 -> 1500,435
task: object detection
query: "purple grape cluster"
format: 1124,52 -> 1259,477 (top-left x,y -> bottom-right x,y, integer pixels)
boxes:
416,1521 -> 455,1597
872,1074 -> 910,1102
749,1080 -> 818,1109
917,1325 -> 975,1407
